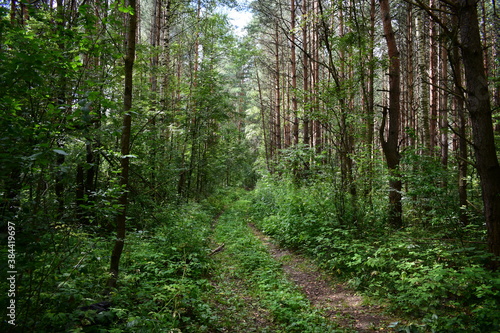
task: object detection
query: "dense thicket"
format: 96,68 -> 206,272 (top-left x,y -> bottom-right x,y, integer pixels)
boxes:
1,0 -> 499,331
1,0 -> 256,331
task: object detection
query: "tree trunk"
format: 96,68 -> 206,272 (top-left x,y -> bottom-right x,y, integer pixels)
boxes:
455,0 -> 500,262
274,21 -> 282,152
108,0 -> 137,289
379,0 -> 402,228
303,0 -> 310,147
312,0 -> 321,153
429,0 -> 438,154
364,0 -> 376,203
448,11 -> 469,226
453,47 -> 468,226
439,4 -> 449,170
255,61 -> 271,172
418,8 -> 431,152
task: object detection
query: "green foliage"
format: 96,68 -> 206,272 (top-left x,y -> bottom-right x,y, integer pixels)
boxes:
0,202 -> 217,332
400,147 -> 483,233
3,0 -> 497,331
1,1 -> 258,330
248,179 -> 500,332
251,177 -> 383,248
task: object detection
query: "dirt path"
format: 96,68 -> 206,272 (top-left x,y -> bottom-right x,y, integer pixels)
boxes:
250,225 -> 396,332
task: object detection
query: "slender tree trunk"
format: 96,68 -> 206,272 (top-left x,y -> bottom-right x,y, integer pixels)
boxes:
284,79 -> 291,148
194,0 -> 201,81
21,0 -> 29,24
274,21 -> 282,152
255,62 -> 271,172
161,0 -> 173,108
150,0 -> 160,93
291,0 -> 299,146
364,0 -> 376,203
379,0 -> 403,228
303,0 -> 310,147
439,4 -> 449,171
451,32 -> 468,225
429,0 -> 438,154
455,0 -> 500,262
108,0 -> 137,289
10,0 -> 16,24
418,8 -> 431,151
479,0 -> 490,77
405,3 -> 415,148
312,0 -> 321,153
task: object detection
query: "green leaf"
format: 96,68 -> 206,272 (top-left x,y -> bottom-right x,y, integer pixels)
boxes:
53,149 -> 69,156
118,3 -> 134,15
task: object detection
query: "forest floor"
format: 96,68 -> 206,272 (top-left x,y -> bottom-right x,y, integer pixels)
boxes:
206,200 -> 398,332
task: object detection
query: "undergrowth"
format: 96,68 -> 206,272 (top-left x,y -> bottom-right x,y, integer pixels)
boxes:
3,183 -> 499,332
248,179 -> 500,333
1,202 -> 217,332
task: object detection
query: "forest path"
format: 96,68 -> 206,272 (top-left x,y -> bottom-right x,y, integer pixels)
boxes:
206,199 -> 396,332
249,225 -> 396,332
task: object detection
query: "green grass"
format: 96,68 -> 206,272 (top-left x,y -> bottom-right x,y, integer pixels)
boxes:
3,202 -> 217,333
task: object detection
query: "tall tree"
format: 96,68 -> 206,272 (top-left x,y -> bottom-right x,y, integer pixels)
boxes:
451,35 -> 468,225
439,3 -> 449,169
379,0 -> 402,228
108,0 -> 138,289
418,6 -> 431,152
291,0 -> 299,145
274,19 -> 282,152
302,0 -> 310,147
453,0 -> 500,261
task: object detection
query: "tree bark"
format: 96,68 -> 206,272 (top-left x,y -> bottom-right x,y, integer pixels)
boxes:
274,20 -> 282,152
455,0 -> 500,262
291,0 -> 299,146
429,0 -> 438,154
449,11 -> 469,225
108,0 -> 138,289
379,0 -> 403,228
255,61 -> 271,172
302,0 -> 310,147
439,4 -> 449,170
312,0 -> 321,153
418,8 -> 431,152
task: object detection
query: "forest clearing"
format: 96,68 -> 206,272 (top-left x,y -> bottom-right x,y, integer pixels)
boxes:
1,0 -> 500,331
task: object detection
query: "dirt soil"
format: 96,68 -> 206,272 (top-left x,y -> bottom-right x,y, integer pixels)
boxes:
250,225 -> 397,332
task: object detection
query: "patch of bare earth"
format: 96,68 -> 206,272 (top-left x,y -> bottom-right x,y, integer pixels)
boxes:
250,225 -> 396,332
